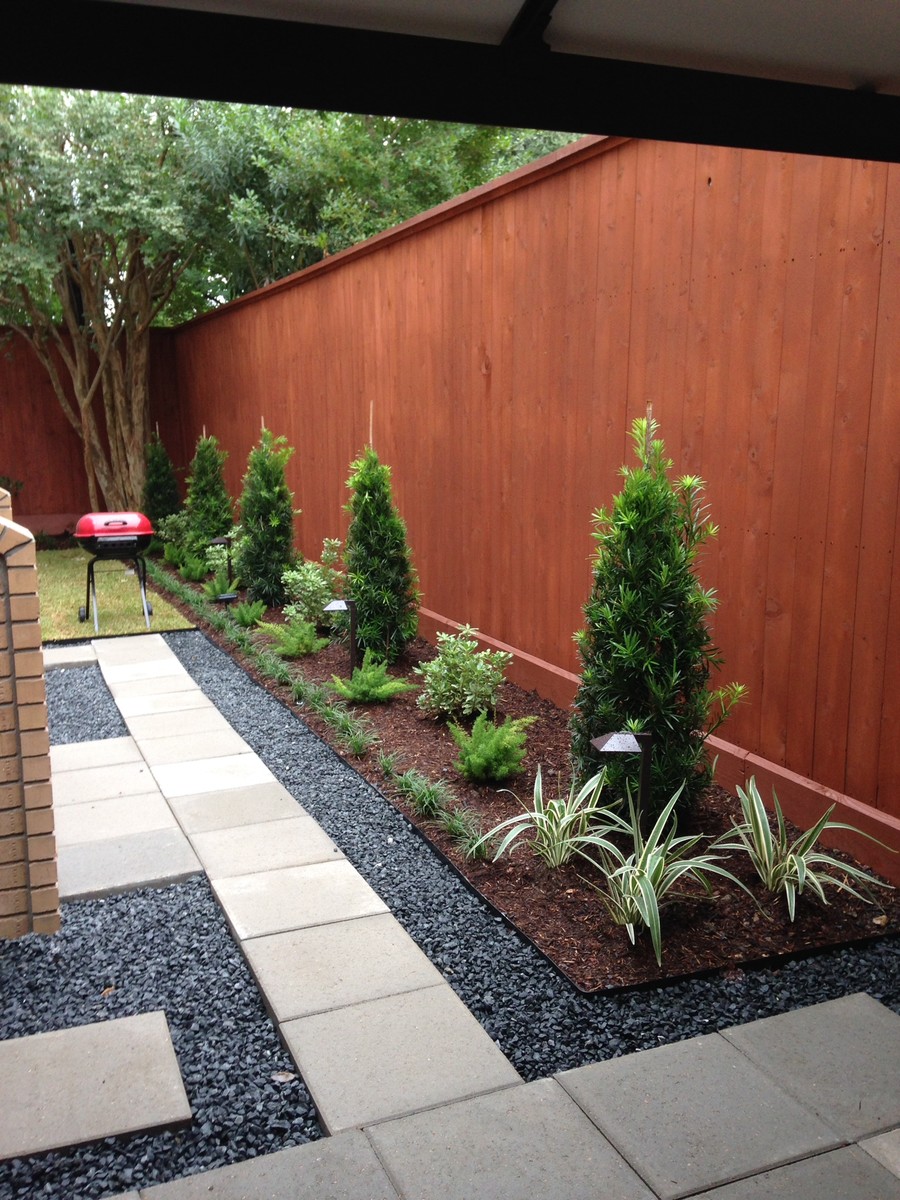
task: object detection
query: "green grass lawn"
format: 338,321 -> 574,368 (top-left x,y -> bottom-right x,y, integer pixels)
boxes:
36,549 -> 194,642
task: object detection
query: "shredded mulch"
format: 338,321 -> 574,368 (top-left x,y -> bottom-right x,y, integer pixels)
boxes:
150,573 -> 899,993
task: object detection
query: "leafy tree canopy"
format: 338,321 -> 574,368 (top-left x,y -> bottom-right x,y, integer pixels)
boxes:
0,86 -> 576,509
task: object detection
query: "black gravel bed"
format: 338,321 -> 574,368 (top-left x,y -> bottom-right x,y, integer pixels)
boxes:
46,664 -> 128,743
0,878 -> 318,1200
5,629 -> 898,1199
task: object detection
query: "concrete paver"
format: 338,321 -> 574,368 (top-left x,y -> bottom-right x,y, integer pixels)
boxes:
861,1130 -> 900,1179
693,1146 -> 900,1199
0,1012 -> 191,1160
280,983 -> 522,1134
166,781 -> 301,834
50,736 -> 143,772
54,792 -> 178,847
242,912 -> 445,1022
190,814 -> 342,878
44,644 -> 98,669
138,1131 -> 400,1200
114,689 -> 212,718
100,659 -> 193,686
104,674 -> 202,700
52,760 -> 158,805
721,992 -> 900,1139
556,1032 -> 842,1200
138,727 -> 251,767
92,634 -> 174,664
123,707 -> 234,741
368,1077 -> 655,1200
58,826 -> 202,899
212,860 -> 389,940
151,752 -> 277,798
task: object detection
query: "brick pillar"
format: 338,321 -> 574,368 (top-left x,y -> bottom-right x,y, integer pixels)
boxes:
0,488 -> 59,938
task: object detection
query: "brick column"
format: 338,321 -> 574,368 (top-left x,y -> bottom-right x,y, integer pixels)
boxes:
0,488 -> 59,938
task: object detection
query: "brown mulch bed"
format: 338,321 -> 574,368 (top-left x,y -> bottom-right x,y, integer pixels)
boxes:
150,573 -> 899,993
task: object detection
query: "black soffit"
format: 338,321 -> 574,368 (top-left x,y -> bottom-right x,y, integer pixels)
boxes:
3,1 -> 900,162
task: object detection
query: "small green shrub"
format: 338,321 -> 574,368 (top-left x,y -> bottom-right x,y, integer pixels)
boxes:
450,712 -> 536,784
185,434 -> 233,552
415,626 -> 511,721
282,539 -> 344,625
157,511 -> 192,566
179,556 -> 209,583
331,649 -> 416,704
201,565 -> 240,599
233,599 -> 266,628
234,429 -> 298,606
717,777 -> 893,921
257,619 -> 329,659
477,768 -> 612,869
394,769 -> 454,820
344,447 -> 419,662
142,431 -> 181,528
581,787 -> 750,966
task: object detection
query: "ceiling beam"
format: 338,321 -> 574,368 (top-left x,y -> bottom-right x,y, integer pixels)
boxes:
6,1 -> 900,162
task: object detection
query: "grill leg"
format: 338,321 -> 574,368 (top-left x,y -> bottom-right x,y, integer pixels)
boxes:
88,557 -> 99,634
135,556 -> 152,629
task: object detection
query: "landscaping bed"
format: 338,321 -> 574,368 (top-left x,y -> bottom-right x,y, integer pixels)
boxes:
149,571 -> 900,994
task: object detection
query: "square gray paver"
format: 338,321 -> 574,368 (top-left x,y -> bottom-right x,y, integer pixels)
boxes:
368,1076 -> 655,1200
190,814 -> 342,878
44,644 -> 98,669
52,760 -> 158,805
115,690 -> 212,718
50,736 -> 143,772
556,1032 -> 842,1200
212,860 -> 388,940
280,983 -> 521,1133
104,673 -> 200,700
243,912 -> 445,1021
139,1131 -> 399,1199
694,1146 -> 900,1199
721,992 -> 900,1140
100,659 -> 192,686
93,634 -> 173,664
862,1130 -> 900,1179
58,826 -> 202,899
0,1011 -> 191,1160
151,753 -> 276,799
54,792 -> 177,847
138,727 -> 251,767
166,782 -> 301,834
124,707 -> 233,741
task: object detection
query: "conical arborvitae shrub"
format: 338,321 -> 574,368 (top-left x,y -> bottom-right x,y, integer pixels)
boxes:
570,417 -> 745,816
234,428 -> 298,606
141,431 -> 181,528
184,434 -> 233,552
344,447 -> 420,663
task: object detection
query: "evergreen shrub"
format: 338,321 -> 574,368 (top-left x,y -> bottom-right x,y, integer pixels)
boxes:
234,429 -> 298,606
344,447 -> 419,662
415,626 -> 511,721
141,431 -> 181,530
570,417 -> 745,815
450,712 -> 536,783
185,434 -> 233,553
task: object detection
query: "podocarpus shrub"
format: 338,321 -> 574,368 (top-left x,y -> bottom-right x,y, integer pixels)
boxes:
344,447 -> 419,663
185,434 -> 233,553
141,431 -> 181,531
234,429 -> 298,606
570,417 -> 745,815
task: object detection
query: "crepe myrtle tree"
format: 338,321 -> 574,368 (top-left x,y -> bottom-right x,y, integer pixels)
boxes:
570,417 -> 745,816
344,447 -> 420,663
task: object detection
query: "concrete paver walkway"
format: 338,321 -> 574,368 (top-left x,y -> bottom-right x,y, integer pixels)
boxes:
16,635 -> 900,1198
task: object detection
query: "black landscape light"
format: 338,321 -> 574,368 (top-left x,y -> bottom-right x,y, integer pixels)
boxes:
324,598 -> 359,673
591,730 -> 653,812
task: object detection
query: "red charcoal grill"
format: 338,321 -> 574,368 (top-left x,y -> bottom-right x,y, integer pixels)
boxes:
74,511 -> 154,633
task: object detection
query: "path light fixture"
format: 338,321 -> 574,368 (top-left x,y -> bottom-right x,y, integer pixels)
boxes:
324,598 -> 359,673
591,730 -> 653,813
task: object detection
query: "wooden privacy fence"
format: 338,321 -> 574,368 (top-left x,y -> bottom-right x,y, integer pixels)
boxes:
2,135 -> 899,876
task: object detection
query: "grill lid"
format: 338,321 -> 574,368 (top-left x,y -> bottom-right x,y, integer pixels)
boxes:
75,512 -> 154,538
